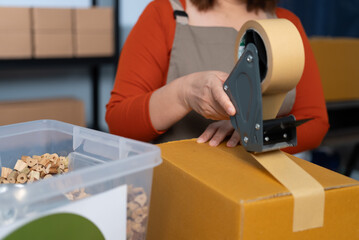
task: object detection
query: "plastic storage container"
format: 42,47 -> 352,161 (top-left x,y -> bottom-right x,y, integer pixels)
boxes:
0,120 -> 162,240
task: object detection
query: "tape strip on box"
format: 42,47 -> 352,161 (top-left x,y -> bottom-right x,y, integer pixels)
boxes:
235,19 -> 324,231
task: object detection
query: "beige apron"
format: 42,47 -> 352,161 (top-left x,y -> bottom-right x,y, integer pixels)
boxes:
154,0 -> 295,143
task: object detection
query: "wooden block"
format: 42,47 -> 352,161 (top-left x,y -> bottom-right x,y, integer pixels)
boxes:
22,156 -> 32,163
14,159 -> 28,172
7,171 -> 19,184
49,166 -> 58,174
16,172 -> 28,184
21,155 -> 30,161
59,162 -> 65,170
36,165 -> 45,172
134,193 -> 147,207
1,167 -> 12,178
45,163 -> 52,174
20,167 -> 30,175
40,171 -> 46,178
28,170 -> 40,180
32,155 -> 42,160
41,153 -> 50,159
77,189 -> 89,200
39,157 -> 50,166
43,174 -> 53,179
60,156 -> 69,168
50,153 -> 59,161
27,158 -> 38,167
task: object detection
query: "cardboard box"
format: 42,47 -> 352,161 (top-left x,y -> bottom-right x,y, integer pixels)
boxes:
0,32 -> 32,59
147,139 -> 359,240
0,98 -> 85,127
74,8 -> 114,32
0,8 -> 31,30
75,33 -> 114,57
34,33 -> 73,58
32,8 -> 73,58
33,8 -> 72,31
310,38 -> 359,102
74,8 -> 114,57
0,7 -> 32,59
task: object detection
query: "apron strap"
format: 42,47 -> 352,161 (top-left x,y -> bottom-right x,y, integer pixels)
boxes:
169,0 -> 188,25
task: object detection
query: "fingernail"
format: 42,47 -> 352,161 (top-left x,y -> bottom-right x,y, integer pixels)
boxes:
228,106 -> 235,116
227,141 -> 234,147
209,140 -> 217,146
197,138 -> 204,143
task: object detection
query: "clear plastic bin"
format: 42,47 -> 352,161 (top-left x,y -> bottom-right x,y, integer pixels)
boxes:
0,120 -> 162,240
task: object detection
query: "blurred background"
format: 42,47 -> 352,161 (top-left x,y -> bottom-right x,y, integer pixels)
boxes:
0,0 -> 358,178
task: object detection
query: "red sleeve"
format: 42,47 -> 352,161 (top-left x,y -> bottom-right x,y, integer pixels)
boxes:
276,8 -> 330,154
106,0 -> 176,141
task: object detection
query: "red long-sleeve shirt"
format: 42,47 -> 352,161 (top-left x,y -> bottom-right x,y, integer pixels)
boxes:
106,0 -> 329,154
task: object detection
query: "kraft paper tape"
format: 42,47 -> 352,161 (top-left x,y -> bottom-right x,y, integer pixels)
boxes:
234,19 -> 324,232
251,151 -> 324,232
235,19 -> 305,120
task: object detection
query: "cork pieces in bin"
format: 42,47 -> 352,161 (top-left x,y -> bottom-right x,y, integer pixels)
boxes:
0,153 -> 69,184
127,185 -> 149,240
0,151 -> 152,240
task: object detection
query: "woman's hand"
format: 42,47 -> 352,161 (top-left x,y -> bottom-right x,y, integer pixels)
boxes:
197,120 -> 240,147
180,71 -> 236,120
149,71 -> 236,131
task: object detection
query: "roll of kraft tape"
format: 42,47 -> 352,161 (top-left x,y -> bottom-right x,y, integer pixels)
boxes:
235,19 -> 305,120
234,19 -> 324,232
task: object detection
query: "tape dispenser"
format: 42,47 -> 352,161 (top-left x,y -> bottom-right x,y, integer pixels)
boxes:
223,19 -> 311,153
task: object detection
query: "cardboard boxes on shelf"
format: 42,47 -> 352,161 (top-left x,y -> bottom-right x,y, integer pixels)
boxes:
0,98 -> 85,127
74,8 -> 114,57
0,8 -> 32,59
0,7 -> 114,59
33,8 -> 73,58
147,139 -> 359,240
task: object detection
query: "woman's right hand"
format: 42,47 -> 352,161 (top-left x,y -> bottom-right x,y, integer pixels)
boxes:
179,71 -> 236,120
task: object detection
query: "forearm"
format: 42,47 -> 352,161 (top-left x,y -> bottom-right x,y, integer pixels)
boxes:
283,117 -> 329,154
149,75 -> 190,131
106,93 -> 160,142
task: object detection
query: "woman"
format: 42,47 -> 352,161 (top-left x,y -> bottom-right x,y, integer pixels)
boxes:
106,0 -> 329,154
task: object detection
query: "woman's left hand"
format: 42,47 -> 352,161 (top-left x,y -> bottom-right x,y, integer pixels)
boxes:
197,120 -> 240,147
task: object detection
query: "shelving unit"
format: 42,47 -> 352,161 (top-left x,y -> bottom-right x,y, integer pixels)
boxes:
0,0 -> 120,130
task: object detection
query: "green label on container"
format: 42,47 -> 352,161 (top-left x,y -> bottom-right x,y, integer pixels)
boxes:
4,213 -> 105,240
1,184 -> 127,240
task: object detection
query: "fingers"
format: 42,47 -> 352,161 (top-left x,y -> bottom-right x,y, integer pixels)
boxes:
211,80 -> 236,117
208,122 -> 234,146
197,120 -> 240,148
226,131 -> 241,147
197,121 -> 234,147
197,123 -> 218,143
